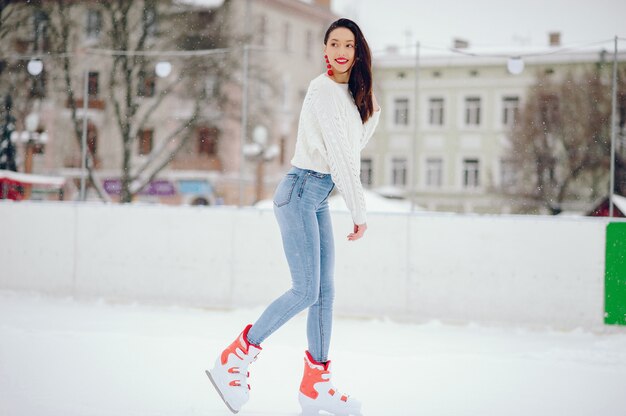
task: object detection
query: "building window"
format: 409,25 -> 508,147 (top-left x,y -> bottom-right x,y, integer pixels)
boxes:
391,157 -> 407,186
502,96 -> 519,127
88,72 -> 99,97
258,15 -> 267,46
305,30 -> 313,60
428,97 -> 444,126
138,70 -> 156,97
143,5 -> 157,37
465,97 -> 481,126
393,98 -> 409,126
203,75 -> 217,98
279,136 -> 286,165
462,158 -> 480,188
426,157 -> 443,188
87,123 -> 98,156
33,10 -> 49,52
137,129 -> 153,155
30,71 -> 46,98
86,9 -> 102,39
79,121 -> 98,157
539,93 -> 559,127
198,126 -> 218,156
500,159 -> 516,189
283,22 -> 292,52
360,158 -> 373,187
281,76 -> 290,110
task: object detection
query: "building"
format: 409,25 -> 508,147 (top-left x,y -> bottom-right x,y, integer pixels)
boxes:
0,0 -> 336,205
367,35 -> 626,214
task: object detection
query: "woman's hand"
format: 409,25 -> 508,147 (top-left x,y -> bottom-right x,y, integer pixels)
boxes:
347,222 -> 367,241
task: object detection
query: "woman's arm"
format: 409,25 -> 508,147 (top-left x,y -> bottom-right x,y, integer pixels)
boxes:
312,86 -> 368,230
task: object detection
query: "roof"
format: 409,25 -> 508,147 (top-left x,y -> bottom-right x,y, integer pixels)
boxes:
613,194 -> 626,214
373,41 -> 626,69
174,0 -> 336,20
174,0 -> 224,8
0,170 -> 66,187
255,188 -> 423,213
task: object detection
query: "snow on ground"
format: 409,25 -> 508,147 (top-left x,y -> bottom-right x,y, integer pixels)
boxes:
1,290 -> 625,416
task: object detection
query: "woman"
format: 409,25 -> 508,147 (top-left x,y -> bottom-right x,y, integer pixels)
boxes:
207,18 -> 380,416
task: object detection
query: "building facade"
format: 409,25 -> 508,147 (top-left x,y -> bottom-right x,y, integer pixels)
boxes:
367,38 -> 626,214
1,0 -> 336,205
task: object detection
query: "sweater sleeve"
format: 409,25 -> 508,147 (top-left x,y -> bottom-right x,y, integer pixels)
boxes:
361,107 -> 381,150
312,85 -> 367,225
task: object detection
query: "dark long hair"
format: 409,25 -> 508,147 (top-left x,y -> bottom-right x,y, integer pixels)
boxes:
324,18 -> 374,124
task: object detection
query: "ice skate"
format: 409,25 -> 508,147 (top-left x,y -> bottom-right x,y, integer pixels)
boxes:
206,324 -> 261,414
298,350 -> 362,416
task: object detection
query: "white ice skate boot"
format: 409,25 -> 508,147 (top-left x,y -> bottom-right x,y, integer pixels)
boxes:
298,350 -> 362,416
206,324 -> 262,414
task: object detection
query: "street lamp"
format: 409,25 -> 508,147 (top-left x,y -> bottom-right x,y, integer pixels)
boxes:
238,44 -> 280,206
27,59 -> 43,76
243,124 -> 279,203
155,61 -> 171,78
507,56 -> 525,75
22,112 -> 40,199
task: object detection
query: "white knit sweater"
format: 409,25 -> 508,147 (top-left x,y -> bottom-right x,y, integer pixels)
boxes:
290,73 -> 381,225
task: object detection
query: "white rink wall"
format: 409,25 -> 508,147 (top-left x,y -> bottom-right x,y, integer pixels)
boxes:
0,201 -> 612,330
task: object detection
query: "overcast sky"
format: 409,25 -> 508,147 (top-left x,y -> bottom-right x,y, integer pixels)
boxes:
330,0 -> 625,54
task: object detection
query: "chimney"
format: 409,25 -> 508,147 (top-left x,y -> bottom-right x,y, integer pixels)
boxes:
453,38 -> 469,49
385,45 -> 399,55
549,32 -> 561,47
313,0 -> 331,8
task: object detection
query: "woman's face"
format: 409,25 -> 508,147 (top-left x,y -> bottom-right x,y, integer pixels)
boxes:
324,27 -> 356,76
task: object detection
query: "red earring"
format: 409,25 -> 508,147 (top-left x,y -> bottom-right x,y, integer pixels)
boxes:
325,54 -> 333,76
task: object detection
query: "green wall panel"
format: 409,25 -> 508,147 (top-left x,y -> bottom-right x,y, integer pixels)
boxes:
605,222 -> 626,325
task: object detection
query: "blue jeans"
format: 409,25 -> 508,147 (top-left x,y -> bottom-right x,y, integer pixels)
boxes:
247,166 -> 336,363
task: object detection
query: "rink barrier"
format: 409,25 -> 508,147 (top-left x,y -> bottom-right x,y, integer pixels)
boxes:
0,201 -> 622,331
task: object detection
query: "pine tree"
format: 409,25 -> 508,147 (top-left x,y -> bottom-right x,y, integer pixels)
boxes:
0,94 -> 17,172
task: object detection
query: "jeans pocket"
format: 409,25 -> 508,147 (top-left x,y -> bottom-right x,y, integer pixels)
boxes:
273,174 -> 298,207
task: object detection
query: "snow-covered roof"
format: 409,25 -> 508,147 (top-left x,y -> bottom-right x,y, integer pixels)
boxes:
374,41 -> 626,68
0,169 -> 65,187
255,188 -> 423,213
612,194 -> 626,214
174,0 -> 225,9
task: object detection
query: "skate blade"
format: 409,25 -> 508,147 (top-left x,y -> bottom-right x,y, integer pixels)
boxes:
205,369 -> 239,414
300,409 -> 362,416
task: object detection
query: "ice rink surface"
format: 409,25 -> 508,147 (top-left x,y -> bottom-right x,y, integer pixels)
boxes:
1,290 -> 625,416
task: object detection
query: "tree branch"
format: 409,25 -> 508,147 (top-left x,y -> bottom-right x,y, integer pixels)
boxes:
130,99 -> 202,194
131,75 -> 184,139
53,0 -> 109,202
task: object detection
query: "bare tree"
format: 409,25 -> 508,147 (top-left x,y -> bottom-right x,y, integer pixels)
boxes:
39,0 -> 111,200
99,0 -> 209,203
0,0 -> 17,42
508,67 -> 625,214
0,2 -> 50,173
0,2 -> 40,122
40,0 -> 227,203
6,0 -> 276,204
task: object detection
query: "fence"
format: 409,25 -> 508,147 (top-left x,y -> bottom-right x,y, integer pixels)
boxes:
0,201 -> 618,331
